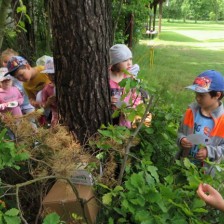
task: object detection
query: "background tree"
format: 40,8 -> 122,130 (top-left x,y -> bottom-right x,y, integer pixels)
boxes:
112,0 -> 149,45
0,0 -> 12,49
48,0 -> 112,145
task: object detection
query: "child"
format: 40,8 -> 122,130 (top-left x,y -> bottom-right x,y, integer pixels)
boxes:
5,56 -> 51,109
0,67 -> 23,116
176,70 -> 224,174
36,56 -> 58,127
109,44 -> 141,128
197,183 -> 224,211
0,49 -> 35,115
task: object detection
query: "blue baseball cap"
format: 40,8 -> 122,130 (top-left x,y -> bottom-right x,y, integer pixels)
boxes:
185,70 -> 224,93
4,56 -> 28,76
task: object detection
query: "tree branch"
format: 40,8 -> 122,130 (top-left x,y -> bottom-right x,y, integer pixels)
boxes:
117,95 -> 154,185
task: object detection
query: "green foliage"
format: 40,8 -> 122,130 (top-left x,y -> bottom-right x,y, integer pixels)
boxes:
0,129 -> 29,170
42,213 -> 62,224
112,0 -> 149,44
0,208 -> 21,224
98,158 -> 224,223
163,0 -> 224,22
0,129 -> 31,223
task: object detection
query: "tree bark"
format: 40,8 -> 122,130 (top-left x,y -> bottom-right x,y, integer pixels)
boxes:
158,0 -> 163,33
48,0 -> 112,145
0,0 -> 12,50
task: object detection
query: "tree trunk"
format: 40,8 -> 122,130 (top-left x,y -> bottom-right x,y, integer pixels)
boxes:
153,4 -> 157,31
125,13 -> 134,48
158,0 -> 163,33
0,0 -> 12,50
48,0 -> 112,145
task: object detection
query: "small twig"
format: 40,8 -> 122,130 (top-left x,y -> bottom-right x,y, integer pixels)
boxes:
29,157 -> 52,169
117,95 -> 154,185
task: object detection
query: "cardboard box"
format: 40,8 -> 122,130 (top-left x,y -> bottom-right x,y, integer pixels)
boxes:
43,180 -> 99,224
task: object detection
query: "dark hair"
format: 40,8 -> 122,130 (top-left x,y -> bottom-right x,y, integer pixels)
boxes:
111,63 -> 122,73
209,91 -> 224,100
12,65 -> 27,77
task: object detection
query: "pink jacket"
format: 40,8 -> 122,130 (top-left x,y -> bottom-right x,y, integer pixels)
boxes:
0,86 -> 23,116
110,74 -> 141,128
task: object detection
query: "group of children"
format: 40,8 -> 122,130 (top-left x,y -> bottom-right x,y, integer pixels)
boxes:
1,44 -> 224,211
0,49 -> 58,128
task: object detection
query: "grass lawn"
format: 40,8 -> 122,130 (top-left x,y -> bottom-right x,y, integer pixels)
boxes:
133,22 -> 224,112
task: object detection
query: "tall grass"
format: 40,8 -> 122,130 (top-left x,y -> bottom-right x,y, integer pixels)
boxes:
133,22 -> 224,112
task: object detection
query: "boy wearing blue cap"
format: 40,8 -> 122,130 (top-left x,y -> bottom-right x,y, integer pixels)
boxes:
176,70 -> 224,174
5,56 -> 51,109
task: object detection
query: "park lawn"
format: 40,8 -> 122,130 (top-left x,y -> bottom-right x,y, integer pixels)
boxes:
133,22 -> 224,112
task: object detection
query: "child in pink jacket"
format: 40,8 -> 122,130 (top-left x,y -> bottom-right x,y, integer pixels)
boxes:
0,67 -> 23,117
109,44 -> 141,128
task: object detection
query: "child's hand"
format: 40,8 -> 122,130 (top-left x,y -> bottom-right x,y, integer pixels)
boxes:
195,147 -> 207,161
197,183 -> 224,211
47,95 -> 56,105
180,137 -> 193,157
180,137 -> 193,149
111,95 -> 120,105
0,103 -> 7,110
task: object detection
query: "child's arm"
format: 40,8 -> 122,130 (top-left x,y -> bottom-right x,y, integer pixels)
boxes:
16,88 -> 24,106
205,144 -> 224,162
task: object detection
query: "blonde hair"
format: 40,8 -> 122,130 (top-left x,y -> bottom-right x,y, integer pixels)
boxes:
0,48 -> 19,65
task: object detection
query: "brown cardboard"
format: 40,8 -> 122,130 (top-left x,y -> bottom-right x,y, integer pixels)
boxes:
43,180 -> 99,224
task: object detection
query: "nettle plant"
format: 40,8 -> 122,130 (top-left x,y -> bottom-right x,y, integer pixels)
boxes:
99,159 -> 224,224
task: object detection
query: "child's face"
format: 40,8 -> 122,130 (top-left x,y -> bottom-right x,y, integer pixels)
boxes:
195,92 -> 219,110
1,79 -> 12,89
119,58 -> 133,72
14,66 -> 32,82
1,55 -> 12,67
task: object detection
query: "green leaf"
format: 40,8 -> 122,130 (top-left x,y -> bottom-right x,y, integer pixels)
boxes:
4,216 -> 21,224
130,173 -> 144,188
164,175 -> 174,185
114,186 -> 123,192
43,212 -> 61,224
135,210 -> 151,222
5,208 -> 19,216
112,110 -> 120,118
108,217 -> 114,224
148,190 -> 160,203
183,158 -> 193,169
192,198 -> 206,209
17,6 -> 27,13
129,196 -> 145,206
102,193 -> 112,205
147,166 -> 159,183
157,199 -> 167,213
